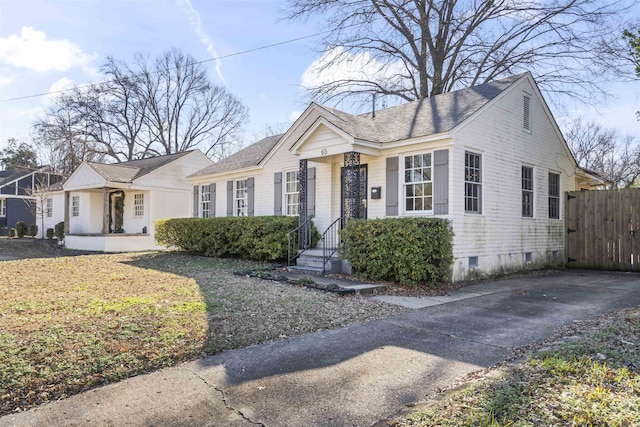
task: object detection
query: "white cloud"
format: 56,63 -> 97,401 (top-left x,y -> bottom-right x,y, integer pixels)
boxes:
176,0 -> 226,85
301,46 -> 407,94
0,26 -> 97,74
288,110 -> 303,122
0,75 -> 13,86
45,77 -> 75,102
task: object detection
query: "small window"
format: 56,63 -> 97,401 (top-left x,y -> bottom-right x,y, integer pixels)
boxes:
284,171 -> 299,216
71,196 -> 80,217
552,250 -> 558,259
523,94 -> 532,132
200,185 -> 211,218
465,152 -> 482,213
469,256 -> 479,268
525,252 -> 533,263
46,198 -> 53,218
522,166 -> 534,217
134,194 -> 144,217
234,179 -> 248,216
0,199 -> 6,217
548,172 -> 560,219
404,152 -> 433,212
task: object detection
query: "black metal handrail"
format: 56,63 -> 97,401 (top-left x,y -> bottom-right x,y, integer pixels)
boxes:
322,217 -> 343,274
287,217 -> 312,266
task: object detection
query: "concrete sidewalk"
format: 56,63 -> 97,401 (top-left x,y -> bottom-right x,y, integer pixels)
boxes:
3,270 -> 640,427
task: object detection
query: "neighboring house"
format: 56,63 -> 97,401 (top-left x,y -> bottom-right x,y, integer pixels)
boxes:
0,166 -> 64,236
46,150 -> 213,251
188,72 -> 604,281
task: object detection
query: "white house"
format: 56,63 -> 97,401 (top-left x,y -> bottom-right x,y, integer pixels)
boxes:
187,72 -> 603,281
47,150 -> 213,251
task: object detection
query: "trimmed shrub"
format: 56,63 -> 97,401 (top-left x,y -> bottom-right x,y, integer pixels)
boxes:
15,221 -> 28,238
9,228 -> 17,238
340,217 -> 453,288
54,222 -> 65,240
29,224 -> 38,237
155,216 -> 318,261
46,228 -> 55,240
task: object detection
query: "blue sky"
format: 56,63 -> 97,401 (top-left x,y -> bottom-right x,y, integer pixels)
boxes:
0,0 -> 638,157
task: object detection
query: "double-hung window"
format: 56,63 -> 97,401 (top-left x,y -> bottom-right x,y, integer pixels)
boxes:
284,171 -> 299,215
404,153 -> 432,212
46,198 -> 53,218
234,179 -> 248,216
522,166 -> 534,217
134,194 -> 144,217
0,199 -> 5,217
200,185 -> 211,218
72,196 -> 80,217
465,152 -> 482,213
548,172 -> 560,219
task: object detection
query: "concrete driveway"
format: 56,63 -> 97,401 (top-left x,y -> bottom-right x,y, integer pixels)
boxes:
2,270 -> 640,427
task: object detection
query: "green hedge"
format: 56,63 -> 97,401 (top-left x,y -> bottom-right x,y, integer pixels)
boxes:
340,218 -> 453,288
155,216 -> 317,261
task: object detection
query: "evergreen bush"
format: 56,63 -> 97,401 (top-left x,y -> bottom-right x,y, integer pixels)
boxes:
9,228 -> 17,238
46,228 -> 55,240
54,222 -> 65,240
29,224 -> 38,237
340,217 -> 453,288
15,221 -> 28,238
155,216 -> 318,261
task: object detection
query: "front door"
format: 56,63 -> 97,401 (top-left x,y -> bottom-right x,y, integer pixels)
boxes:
341,164 -> 368,220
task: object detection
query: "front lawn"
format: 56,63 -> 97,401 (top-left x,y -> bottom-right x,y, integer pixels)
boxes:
0,251 -> 406,415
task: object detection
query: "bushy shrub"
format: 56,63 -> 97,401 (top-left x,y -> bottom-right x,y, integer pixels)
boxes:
340,217 -> 453,288
9,228 -> 17,238
29,224 -> 38,237
46,228 -> 55,240
155,216 -> 317,261
54,222 -> 65,240
15,221 -> 28,238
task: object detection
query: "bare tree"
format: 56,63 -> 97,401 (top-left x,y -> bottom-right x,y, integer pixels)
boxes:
33,48 -> 248,165
24,176 -> 50,239
565,118 -> 640,188
286,0 -> 635,106
33,99 -> 106,175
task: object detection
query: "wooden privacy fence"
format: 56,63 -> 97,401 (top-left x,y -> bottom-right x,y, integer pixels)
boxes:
565,189 -> 640,271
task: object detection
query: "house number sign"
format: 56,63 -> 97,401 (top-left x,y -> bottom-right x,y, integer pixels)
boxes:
320,148 -> 328,156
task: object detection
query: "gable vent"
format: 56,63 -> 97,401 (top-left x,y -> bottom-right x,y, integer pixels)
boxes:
523,94 -> 531,132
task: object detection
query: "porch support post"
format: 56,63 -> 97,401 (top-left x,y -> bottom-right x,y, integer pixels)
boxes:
343,151 -> 361,221
298,159 -> 308,249
102,188 -> 110,234
64,191 -> 70,234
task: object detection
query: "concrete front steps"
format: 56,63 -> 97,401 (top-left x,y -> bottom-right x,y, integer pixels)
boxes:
288,248 -> 342,275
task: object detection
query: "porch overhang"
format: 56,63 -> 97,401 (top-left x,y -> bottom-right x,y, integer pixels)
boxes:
289,118 -> 381,160
575,168 -> 609,190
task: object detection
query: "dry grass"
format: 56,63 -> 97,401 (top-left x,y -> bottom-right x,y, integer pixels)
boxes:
395,308 -> 640,427
0,244 -> 406,415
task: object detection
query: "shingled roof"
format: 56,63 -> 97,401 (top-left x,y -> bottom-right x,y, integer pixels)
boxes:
190,73 -> 526,177
86,151 -> 193,183
190,134 -> 283,177
317,72 -> 526,143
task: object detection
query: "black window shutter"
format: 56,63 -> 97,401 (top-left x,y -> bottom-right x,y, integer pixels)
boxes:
211,183 -> 216,217
226,181 -> 233,216
193,186 -> 199,217
274,172 -> 283,215
433,149 -> 449,215
386,157 -> 399,216
247,178 -> 255,216
307,167 -> 316,217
